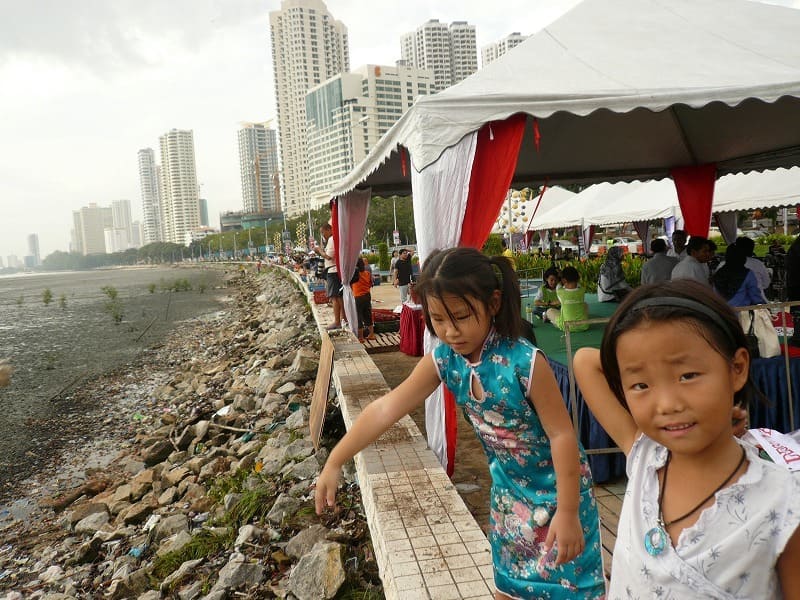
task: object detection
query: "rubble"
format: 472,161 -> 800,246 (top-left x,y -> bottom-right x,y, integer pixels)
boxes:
0,269 -> 382,599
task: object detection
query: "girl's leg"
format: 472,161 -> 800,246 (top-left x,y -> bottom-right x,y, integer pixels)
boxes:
545,307 -> 560,324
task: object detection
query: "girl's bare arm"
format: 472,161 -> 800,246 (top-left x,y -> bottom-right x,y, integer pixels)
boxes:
315,354 -> 441,513
573,347 -> 639,455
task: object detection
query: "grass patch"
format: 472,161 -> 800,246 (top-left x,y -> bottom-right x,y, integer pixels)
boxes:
151,529 -> 233,586
207,468 -> 249,503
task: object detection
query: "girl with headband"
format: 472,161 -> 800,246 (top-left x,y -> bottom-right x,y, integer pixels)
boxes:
574,279 -> 800,598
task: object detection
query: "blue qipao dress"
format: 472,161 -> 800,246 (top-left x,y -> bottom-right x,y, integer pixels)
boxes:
433,331 -> 605,599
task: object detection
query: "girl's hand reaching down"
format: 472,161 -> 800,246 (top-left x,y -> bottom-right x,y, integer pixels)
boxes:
545,508 -> 585,566
314,463 -> 342,515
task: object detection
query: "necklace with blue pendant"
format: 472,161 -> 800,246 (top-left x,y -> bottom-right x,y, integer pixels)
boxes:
645,447 -> 747,557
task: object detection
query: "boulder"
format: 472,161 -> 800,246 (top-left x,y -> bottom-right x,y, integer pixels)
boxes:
287,542 -> 345,600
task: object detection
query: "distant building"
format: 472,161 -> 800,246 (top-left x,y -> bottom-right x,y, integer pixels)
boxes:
481,32 -> 529,67
306,64 -> 433,208
111,199 -> 134,249
184,226 -> 217,246
6,255 -> 22,269
158,129 -> 200,245
269,0 -> 350,216
103,228 -> 129,254
74,204 -> 112,255
401,19 -> 478,92
238,122 -> 280,214
198,198 -> 209,227
138,148 -> 162,244
131,221 -> 144,248
27,233 -> 40,267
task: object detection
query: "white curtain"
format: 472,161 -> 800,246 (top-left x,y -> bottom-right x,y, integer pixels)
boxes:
411,133 -> 478,469
337,188 -> 371,335
714,212 -> 738,245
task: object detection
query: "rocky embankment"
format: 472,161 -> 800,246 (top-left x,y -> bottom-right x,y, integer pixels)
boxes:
0,268 -> 380,599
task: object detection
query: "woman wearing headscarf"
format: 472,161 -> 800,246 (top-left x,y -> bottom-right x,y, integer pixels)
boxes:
712,243 -> 766,307
597,245 -> 632,302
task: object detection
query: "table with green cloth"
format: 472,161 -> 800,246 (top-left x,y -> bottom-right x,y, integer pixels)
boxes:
523,294 -> 800,482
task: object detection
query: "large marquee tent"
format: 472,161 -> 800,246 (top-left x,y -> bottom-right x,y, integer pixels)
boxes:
329,0 -> 800,472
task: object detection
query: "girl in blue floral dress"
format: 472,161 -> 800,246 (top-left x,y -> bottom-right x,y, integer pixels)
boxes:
317,247 -> 605,599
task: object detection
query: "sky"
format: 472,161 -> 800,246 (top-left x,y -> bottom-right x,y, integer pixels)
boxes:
0,0 -> 798,262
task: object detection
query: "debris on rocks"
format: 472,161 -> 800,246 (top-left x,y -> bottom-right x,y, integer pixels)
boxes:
0,269 -> 382,599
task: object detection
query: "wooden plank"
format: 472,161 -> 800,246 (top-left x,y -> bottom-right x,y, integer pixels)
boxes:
309,333 -> 335,449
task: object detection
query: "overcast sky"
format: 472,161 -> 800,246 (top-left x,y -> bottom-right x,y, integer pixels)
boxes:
1,0 -> 798,261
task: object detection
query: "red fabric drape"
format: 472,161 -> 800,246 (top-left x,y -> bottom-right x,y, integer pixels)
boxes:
459,113 -> 527,248
438,114 -> 526,477
670,164 -> 717,237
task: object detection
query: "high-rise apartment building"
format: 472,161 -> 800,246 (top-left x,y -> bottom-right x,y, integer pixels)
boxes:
481,32 -> 530,67
74,204 -> 112,255
138,148 -> 162,244
199,199 -> 209,227
400,20 -> 478,93
105,199 -> 134,252
27,234 -> 40,267
306,64 -> 433,208
158,129 -> 200,245
269,0 -> 349,216
238,122 -> 280,214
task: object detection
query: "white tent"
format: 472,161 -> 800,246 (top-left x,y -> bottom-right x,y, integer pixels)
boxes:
524,186 -> 577,231
334,0 -> 800,197
714,166 -> 800,213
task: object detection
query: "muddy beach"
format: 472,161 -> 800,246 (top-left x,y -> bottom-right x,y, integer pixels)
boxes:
0,266 -> 229,506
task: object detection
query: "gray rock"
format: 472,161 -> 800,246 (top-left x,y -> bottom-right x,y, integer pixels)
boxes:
158,486 -> 180,506
137,591 -> 161,600
38,565 -> 64,584
74,510 -> 110,536
283,439 -> 313,461
141,440 -> 173,466
275,382 -> 297,395
156,530 -> 193,557
285,525 -> 330,559
212,556 -> 264,593
67,503 -> 108,527
287,455 -> 319,481
223,493 -> 241,512
285,407 -> 307,430
178,580 -> 204,600
193,420 -> 210,441
160,557 -> 204,594
288,348 -> 319,376
152,513 -> 189,542
122,499 -> 156,526
288,542 -> 346,600
267,493 -> 303,525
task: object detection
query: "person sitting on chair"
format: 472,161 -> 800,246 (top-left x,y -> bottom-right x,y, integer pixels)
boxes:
598,246 -> 632,302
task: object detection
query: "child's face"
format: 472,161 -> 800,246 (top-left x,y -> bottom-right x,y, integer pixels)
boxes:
427,293 -> 497,363
545,275 -> 558,289
615,320 -> 748,458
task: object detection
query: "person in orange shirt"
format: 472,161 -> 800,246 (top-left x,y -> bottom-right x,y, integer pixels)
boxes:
352,257 -> 375,342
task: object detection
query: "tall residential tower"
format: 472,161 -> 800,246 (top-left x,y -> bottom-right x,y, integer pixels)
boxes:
158,129 -> 200,245
238,122 -> 280,214
400,20 -> 478,93
138,148 -> 162,244
269,0 -> 349,215
481,32 -> 530,67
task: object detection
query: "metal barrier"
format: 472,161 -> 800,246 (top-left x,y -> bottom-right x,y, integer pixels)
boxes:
561,299 -> 800,457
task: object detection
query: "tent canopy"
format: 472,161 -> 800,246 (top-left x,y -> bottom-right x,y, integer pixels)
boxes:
333,0 -> 800,198
528,167 -> 800,230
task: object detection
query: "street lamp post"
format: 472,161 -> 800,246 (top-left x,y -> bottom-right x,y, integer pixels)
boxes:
233,232 -> 238,260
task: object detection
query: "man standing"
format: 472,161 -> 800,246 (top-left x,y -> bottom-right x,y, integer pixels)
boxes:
640,238 -> 679,285
394,248 -> 413,304
671,236 -> 712,285
667,229 -> 688,259
314,223 -> 343,330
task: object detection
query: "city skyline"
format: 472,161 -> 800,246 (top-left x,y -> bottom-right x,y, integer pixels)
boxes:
2,0 -> 797,261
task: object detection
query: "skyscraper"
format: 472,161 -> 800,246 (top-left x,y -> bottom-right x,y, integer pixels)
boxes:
27,234 -> 40,267
306,64 -> 433,208
401,20 -> 478,93
238,122 -> 280,214
198,199 -> 209,227
481,32 -> 530,67
269,0 -> 349,216
74,204 -> 112,255
158,129 -> 200,244
106,199 -> 133,252
138,148 -> 162,244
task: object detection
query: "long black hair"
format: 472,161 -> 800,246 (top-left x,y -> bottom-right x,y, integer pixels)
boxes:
415,247 -> 521,339
599,279 -> 761,410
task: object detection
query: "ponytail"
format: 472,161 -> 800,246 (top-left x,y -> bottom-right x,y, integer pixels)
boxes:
416,247 -> 523,340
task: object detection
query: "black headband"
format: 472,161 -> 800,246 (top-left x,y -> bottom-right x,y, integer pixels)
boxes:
627,296 -> 738,347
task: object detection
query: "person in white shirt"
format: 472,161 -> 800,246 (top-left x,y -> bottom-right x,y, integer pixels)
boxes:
640,238 -> 679,285
666,229 -> 687,259
671,236 -> 712,285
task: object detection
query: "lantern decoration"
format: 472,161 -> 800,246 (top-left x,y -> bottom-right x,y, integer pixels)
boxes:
273,232 -> 282,253
296,222 -> 307,250
494,189 -> 531,238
